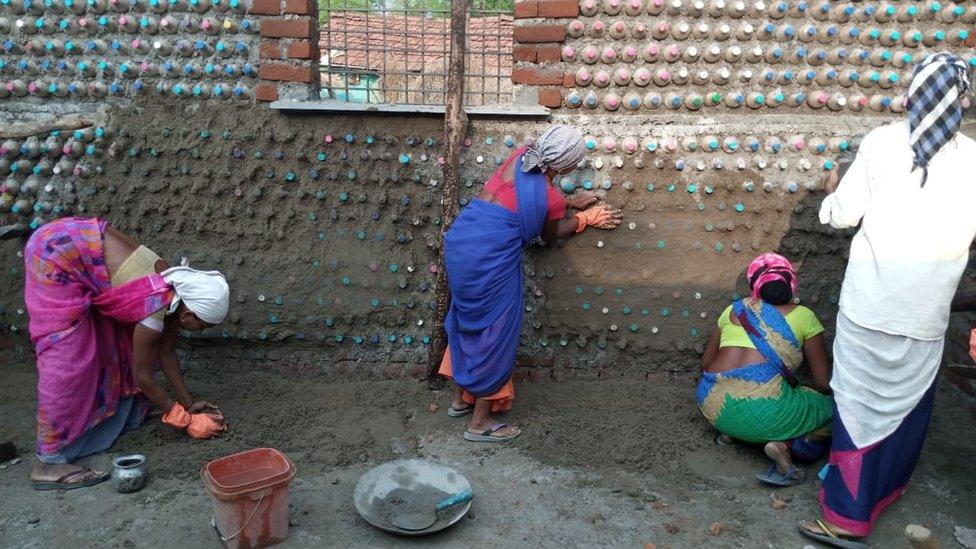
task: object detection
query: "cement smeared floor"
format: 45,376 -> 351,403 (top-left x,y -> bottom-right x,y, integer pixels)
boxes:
1,353 -> 975,548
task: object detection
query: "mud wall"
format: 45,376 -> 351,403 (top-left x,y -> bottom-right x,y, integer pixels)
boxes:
1,1 -> 975,378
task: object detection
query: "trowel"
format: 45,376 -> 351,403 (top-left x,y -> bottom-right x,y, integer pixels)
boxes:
391,489 -> 474,531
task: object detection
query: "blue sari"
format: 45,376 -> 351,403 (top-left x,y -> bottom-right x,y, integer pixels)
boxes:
443,156 -> 548,397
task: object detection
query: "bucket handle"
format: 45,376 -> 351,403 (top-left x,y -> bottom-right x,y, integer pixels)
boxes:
211,494 -> 265,543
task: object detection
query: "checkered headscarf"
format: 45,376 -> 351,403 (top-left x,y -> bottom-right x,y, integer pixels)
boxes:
521,125 -> 585,174
908,52 -> 972,187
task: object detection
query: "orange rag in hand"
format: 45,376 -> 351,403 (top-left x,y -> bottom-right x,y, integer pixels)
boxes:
162,403 -> 224,439
574,206 -> 612,233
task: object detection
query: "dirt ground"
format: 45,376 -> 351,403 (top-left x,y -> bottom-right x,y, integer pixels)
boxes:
1,348 -> 976,548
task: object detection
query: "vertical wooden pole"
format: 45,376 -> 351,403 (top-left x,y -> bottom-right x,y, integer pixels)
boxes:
427,0 -> 469,382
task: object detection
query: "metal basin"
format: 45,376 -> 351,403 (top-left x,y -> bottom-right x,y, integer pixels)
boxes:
353,459 -> 473,536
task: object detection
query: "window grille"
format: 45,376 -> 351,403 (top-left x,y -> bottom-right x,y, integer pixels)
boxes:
319,0 -> 514,107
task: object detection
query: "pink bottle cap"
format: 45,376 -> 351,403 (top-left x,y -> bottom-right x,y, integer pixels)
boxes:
583,0 -> 596,8
592,20 -> 605,31
612,22 -> 625,32
562,46 -> 576,59
664,139 -> 677,151
624,46 -> 637,57
118,15 -> 128,24
653,0 -> 663,5
78,18 -> 89,27
429,264 -> 438,274
595,72 -> 609,84
658,70 -> 671,81
62,144 -> 71,154
584,48 -> 598,61
463,138 -> 472,147
140,61 -> 151,71
609,0 -> 620,7
132,39 -> 142,48
570,21 -> 582,31
630,0 -> 640,7
666,45 -> 680,56
617,68 -> 631,80
646,44 -> 659,55
656,22 -> 668,32
28,82 -> 38,93
792,138 -> 805,150
437,156 -> 445,165
817,93 -> 828,104
201,19 -> 212,29
858,97 -> 868,106
624,140 -> 638,153
634,68 -> 651,83
605,96 -> 620,108
369,263 -> 379,272
603,138 -> 617,151
602,47 -> 616,59
324,134 -> 334,143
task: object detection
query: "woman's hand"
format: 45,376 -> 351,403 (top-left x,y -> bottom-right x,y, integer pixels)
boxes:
824,166 -> 839,195
573,205 -> 623,233
189,401 -> 224,421
567,191 -> 598,210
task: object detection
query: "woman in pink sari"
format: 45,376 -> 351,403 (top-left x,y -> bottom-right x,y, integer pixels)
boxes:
25,217 -> 231,490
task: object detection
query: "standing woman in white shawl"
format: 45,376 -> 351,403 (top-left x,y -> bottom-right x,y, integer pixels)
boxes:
799,53 -> 976,547
24,217 -> 231,491
437,125 -> 622,443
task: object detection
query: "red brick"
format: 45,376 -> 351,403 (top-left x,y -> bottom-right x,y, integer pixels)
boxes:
259,62 -> 314,83
255,83 -> 279,101
514,0 -> 538,18
562,71 -> 576,88
260,18 -> 315,39
286,40 -> 317,59
259,40 -> 281,59
511,67 -> 564,85
283,0 -> 314,14
538,0 -> 579,17
249,0 -> 279,15
537,87 -> 562,108
966,33 -> 976,48
513,44 -> 537,63
514,24 -> 566,43
536,45 -> 561,63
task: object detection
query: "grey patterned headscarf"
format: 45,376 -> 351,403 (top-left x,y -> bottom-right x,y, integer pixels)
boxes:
520,125 -> 586,173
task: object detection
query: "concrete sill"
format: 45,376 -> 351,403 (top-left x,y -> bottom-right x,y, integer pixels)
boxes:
270,100 -> 550,118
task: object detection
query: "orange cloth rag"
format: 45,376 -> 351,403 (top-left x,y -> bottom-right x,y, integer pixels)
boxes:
438,347 -> 514,413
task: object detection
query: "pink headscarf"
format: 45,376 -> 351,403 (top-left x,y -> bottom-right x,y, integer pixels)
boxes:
746,253 -> 798,302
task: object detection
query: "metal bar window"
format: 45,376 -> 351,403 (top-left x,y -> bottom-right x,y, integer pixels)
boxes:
319,0 -> 514,107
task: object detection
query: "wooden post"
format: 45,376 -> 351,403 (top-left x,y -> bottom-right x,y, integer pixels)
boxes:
427,0 -> 469,382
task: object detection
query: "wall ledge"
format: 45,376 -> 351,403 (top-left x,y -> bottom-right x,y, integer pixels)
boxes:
269,100 -> 550,118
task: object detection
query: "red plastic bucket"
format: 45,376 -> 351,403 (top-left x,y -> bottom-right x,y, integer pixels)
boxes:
201,448 -> 296,549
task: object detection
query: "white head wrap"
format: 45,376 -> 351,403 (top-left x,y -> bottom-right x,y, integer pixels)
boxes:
162,260 -> 230,325
520,125 -> 586,174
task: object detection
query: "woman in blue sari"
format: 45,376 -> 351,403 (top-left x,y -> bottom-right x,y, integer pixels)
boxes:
439,125 -> 622,442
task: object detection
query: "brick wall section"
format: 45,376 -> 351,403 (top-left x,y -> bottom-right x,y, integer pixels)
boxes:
512,0 -> 578,109
252,0 -> 319,101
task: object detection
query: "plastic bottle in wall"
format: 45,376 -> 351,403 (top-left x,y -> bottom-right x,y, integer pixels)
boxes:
839,26 -> 859,44
745,92 -> 764,109
963,6 -> 976,24
896,4 -> 917,22
939,4 -> 963,23
734,22 -> 754,40
665,92 -> 683,109
833,3 -> 855,23
671,67 -> 690,85
812,1 -> 830,21
767,0 -> 786,19
868,94 -> 890,112
726,0 -> 746,17
947,30 -> 970,46
875,3 -> 895,22
744,45 -> 762,63
580,0 -> 598,15
647,0 -> 665,15
808,49 -> 827,66
922,29 -> 946,47
858,27 -> 879,45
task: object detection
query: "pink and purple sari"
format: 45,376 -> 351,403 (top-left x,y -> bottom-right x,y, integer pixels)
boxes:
24,217 -> 174,457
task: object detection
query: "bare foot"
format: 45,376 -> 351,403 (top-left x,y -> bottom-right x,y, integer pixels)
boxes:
31,461 -> 106,484
764,441 -> 794,475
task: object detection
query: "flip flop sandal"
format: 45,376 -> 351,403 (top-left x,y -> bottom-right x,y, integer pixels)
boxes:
447,405 -> 474,418
32,468 -> 110,491
755,463 -> 806,487
798,519 -> 869,548
463,423 -> 520,443
715,433 -> 736,446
